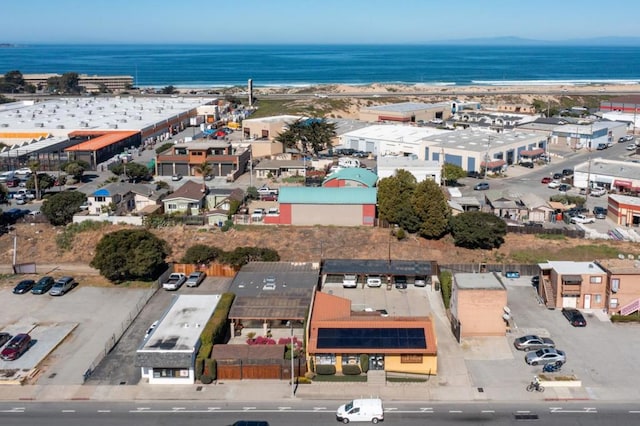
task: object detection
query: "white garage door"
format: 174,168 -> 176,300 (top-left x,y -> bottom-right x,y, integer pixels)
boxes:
562,296 -> 578,308
291,204 -> 362,226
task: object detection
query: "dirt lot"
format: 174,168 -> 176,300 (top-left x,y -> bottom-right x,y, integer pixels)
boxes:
1,223 -> 638,270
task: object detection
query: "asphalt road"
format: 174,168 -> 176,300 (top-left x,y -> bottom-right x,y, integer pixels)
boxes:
1,401 -> 640,426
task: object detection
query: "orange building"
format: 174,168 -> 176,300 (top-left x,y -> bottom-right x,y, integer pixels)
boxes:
307,292 -> 437,376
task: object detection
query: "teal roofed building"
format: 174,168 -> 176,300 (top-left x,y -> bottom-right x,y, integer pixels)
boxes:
323,167 -> 378,188
275,187 -> 376,226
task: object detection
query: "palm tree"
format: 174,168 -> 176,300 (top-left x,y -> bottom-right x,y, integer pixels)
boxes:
194,161 -> 213,192
28,160 -> 40,199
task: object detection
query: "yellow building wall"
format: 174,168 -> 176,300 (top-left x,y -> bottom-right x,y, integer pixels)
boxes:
384,355 -> 438,375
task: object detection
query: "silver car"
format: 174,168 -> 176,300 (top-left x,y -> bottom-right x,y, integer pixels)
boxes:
525,348 -> 566,365
513,335 -> 555,351
185,271 -> 206,287
49,276 -> 76,296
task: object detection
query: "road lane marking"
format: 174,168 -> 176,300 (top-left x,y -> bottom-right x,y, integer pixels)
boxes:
278,407 -> 292,410
313,407 -> 327,411
61,410 -> 76,413
207,407 -> 221,410
420,408 -> 434,412
482,410 -> 495,413
516,410 -> 531,413
242,407 -> 256,410
97,410 -> 111,413
449,410 -> 463,413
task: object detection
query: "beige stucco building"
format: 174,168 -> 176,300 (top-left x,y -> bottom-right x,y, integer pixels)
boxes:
449,273 -> 508,340
359,102 -> 453,123
595,259 -> 640,315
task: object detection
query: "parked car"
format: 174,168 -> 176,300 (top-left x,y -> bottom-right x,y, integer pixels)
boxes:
540,177 -> 552,184
562,168 -> 574,176
257,185 -> 278,195
342,274 -> 358,288
414,276 -> 428,287
552,172 -> 563,180
0,333 -> 32,361
622,135 -> 635,142
49,276 -> 77,296
31,276 -> 55,294
251,208 -> 265,221
513,335 -> 556,351
626,144 -> 637,151
525,348 -> 566,366
558,184 -> 571,193
12,279 -> 35,294
0,332 -> 11,348
505,271 -> 520,278
590,187 -> 607,197
531,276 -> 540,285
394,275 -> 408,289
185,271 -> 206,287
570,214 -> 595,224
171,174 -> 183,181
593,206 -> 607,219
547,180 -> 561,189
162,273 -> 186,291
5,178 -> 21,188
519,161 -> 534,168
562,308 -> 587,327
596,143 -> 607,150
474,182 -> 490,191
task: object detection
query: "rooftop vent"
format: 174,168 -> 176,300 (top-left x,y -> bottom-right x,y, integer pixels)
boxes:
35,123 -> 44,128
0,123 -> 8,128
56,124 -> 64,129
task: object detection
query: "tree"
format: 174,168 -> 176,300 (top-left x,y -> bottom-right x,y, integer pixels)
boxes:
28,161 -> 41,199
110,161 -> 150,182
193,161 -> 213,192
90,229 -> 170,283
450,211 -> 507,249
26,172 -> 55,195
63,161 -> 88,182
0,70 -> 24,93
245,186 -> 259,200
60,72 -> 81,94
160,85 -> 177,95
274,118 -> 336,155
377,169 -> 417,226
218,247 -> 280,268
181,244 -> 222,265
412,179 -> 450,239
442,163 -> 467,186
40,191 -> 86,226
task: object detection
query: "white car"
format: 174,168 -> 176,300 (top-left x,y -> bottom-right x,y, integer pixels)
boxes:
251,208 -> 265,221
14,168 -> 32,176
590,187 -> 607,197
627,144 -> 638,151
547,180 -> 561,189
571,214 -> 595,224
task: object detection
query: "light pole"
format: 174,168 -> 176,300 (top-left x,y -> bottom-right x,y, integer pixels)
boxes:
290,322 -> 295,398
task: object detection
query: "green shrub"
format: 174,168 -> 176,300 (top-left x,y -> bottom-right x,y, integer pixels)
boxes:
395,228 -> 406,240
360,354 -> 369,373
611,314 -> 640,323
342,364 -> 362,375
439,270 -> 452,308
195,357 -> 204,381
200,374 -> 213,384
296,376 -> 312,384
315,364 -> 336,375
155,142 -> 174,154
205,358 -> 217,380
312,374 -> 367,382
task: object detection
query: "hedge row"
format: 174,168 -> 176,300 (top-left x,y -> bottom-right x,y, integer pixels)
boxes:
439,270 -> 452,309
611,314 -> 640,323
315,364 -> 336,375
342,364 -> 362,375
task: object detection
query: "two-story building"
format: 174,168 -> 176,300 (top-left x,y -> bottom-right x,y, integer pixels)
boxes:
537,261 -> 608,310
155,140 -> 250,182
85,182 -> 168,216
595,258 -> 640,316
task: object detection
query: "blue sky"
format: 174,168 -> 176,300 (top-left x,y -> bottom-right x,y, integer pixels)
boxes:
3,0 -> 640,44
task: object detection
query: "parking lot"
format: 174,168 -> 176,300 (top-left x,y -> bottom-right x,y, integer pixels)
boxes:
463,275 -> 640,400
0,283 -> 152,385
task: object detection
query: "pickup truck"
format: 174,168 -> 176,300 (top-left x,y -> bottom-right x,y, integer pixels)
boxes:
257,185 -> 278,196
162,273 -> 186,291
570,214 -> 596,225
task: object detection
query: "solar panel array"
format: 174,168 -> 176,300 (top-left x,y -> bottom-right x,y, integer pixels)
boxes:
316,327 -> 427,350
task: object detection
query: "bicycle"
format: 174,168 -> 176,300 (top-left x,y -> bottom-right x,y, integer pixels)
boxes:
526,377 -> 545,392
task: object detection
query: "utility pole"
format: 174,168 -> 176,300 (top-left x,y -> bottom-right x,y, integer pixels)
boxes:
585,155 -> 592,203
483,135 -> 492,180
290,323 -> 295,398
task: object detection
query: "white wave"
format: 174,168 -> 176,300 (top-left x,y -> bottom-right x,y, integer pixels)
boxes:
471,79 -> 640,86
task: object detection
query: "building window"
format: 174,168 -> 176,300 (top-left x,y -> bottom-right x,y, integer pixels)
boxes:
400,354 -> 423,364
595,294 -> 602,304
590,276 -> 602,284
152,368 -> 188,378
95,196 -> 106,202
316,354 -> 335,365
612,278 -> 620,293
610,298 -> 618,309
342,354 -> 360,365
167,204 -> 177,210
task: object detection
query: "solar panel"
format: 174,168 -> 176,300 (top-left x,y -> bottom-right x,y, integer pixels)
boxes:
316,328 -> 427,350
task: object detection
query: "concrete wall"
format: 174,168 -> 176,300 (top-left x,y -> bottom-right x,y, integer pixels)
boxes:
455,288 -> 507,338
72,215 -> 143,226
291,204 -> 362,226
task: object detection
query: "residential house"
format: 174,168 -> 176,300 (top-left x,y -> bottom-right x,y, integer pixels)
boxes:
483,191 -> 526,221
204,188 -> 244,226
155,140 -> 250,182
450,273 -> 508,341
254,159 -> 305,179
595,258 -> 640,315
86,182 -> 168,216
519,193 -> 554,223
162,180 -> 207,215
307,291 -> 438,376
537,261 -> 608,310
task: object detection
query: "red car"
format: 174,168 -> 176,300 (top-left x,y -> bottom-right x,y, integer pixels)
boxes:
0,333 -> 31,361
541,177 -> 552,184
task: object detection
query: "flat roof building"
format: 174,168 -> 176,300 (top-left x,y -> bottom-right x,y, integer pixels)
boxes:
136,294 -> 220,385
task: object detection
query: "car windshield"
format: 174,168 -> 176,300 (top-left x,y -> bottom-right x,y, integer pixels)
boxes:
189,273 -> 200,279
345,401 -> 354,411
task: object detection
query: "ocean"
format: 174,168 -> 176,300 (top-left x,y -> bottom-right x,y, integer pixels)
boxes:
1,44 -> 639,88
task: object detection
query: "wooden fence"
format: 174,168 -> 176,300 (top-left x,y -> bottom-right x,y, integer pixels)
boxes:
440,263 -> 540,276
172,263 -> 238,277
216,358 -> 306,380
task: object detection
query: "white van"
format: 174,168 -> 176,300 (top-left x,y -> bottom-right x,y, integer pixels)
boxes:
336,398 -> 384,424
342,274 -> 357,288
